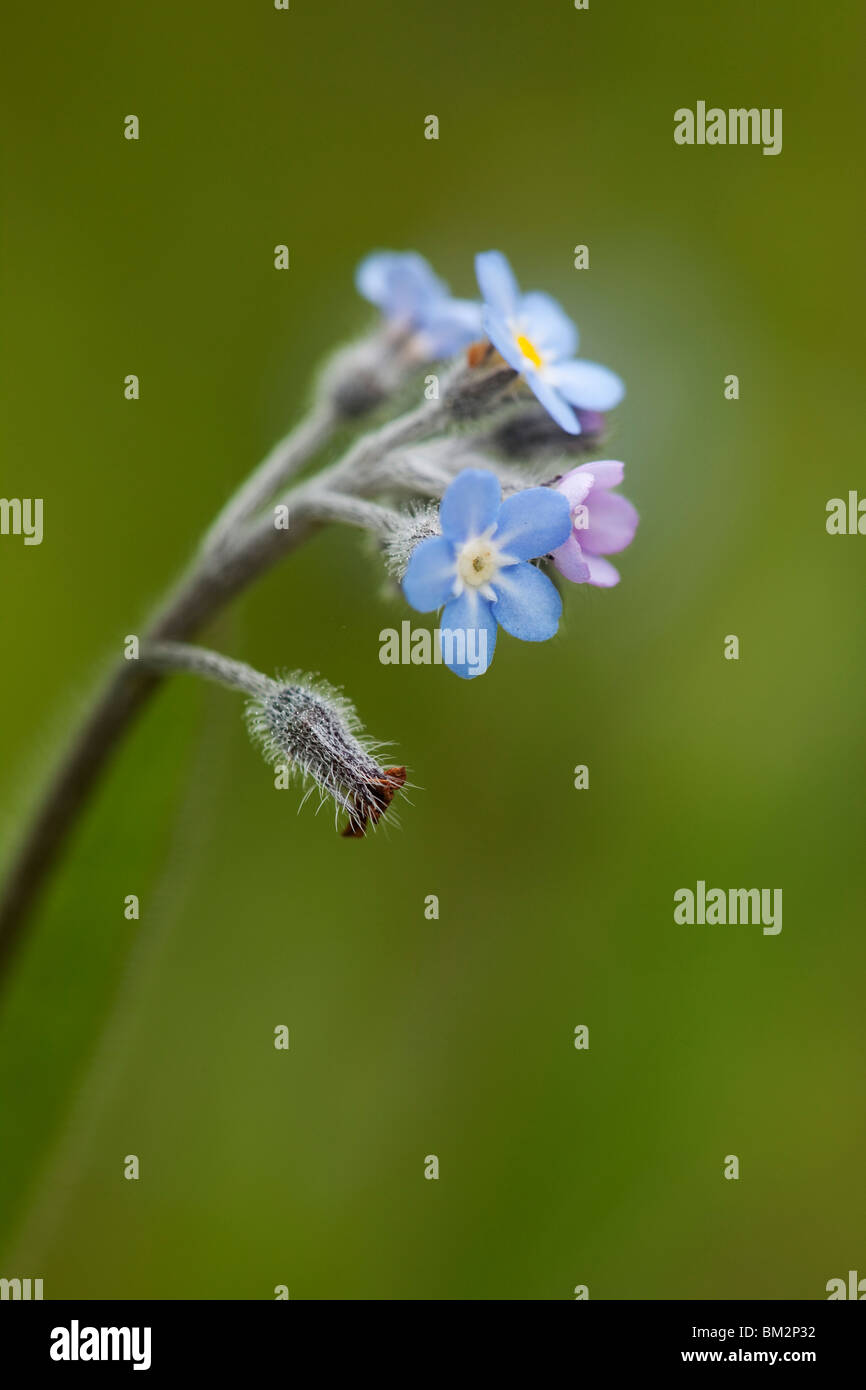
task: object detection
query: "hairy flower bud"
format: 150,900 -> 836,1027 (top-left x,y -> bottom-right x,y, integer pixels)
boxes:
382,502 -> 442,580
245,675 -> 406,836
442,359 -> 517,421
319,329 -> 411,419
486,405 -> 606,459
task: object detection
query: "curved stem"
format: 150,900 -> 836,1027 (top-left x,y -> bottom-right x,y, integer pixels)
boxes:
201,325 -> 428,553
304,492 -> 400,535
0,662 -> 160,979
0,507 -> 318,986
139,642 -> 277,698
0,356 -> 492,988
202,400 -> 337,554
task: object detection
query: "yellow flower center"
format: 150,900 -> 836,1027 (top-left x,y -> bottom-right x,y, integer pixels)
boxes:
457,538 -> 500,588
515,334 -> 543,369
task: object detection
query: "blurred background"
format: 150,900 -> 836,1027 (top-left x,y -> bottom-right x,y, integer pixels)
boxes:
1,0 -> 864,1299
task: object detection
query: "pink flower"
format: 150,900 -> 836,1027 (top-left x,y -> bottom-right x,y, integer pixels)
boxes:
551,461 -> 638,588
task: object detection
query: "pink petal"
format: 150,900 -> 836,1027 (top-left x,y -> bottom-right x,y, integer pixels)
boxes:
571,459 -> 625,490
552,534 -> 591,583
556,470 -> 594,509
585,554 -> 620,587
582,490 -> 639,555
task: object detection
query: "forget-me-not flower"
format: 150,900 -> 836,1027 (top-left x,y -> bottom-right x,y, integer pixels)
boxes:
356,251 -> 483,358
402,468 -> 572,678
475,250 -> 624,435
551,461 -> 639,587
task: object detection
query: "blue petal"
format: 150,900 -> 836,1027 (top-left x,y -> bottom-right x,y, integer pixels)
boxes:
355,251 -> 444,321
526,371 -> 581,434
493,487 -> 572,560
355,251 -> 395,306
546,359 -> 625,411
385,254 -> 446,318
482,311 -> 524,371
440,590 -> 497,678
475,250 -> 520,318
402,535 -> 457,612
491,561 -> 563,641
421,298 -> 484,356
439,468 -> 501,542
518,292 -> 578,359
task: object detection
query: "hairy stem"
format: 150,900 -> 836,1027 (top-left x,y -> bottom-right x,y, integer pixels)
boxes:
201,325 -> 426,553
139,642 -> 278,698
304,492 -> 401,535
0,508 -> 320,983
0,356 -> 499,986
203,401 -> 338,553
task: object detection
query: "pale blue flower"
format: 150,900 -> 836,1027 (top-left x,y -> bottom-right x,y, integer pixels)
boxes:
475,250 -> 625,434
356,251 -> 482,357
403,468 -> 572,679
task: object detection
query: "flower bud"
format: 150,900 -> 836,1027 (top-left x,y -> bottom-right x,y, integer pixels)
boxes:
442,360 -> 517,420
487,405 -> 606,459
245,675 -> 405,836
320,330 -> 410,420
382,502 -> 442,580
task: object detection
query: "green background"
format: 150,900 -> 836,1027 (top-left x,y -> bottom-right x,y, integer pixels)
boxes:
1,0 -> 864,1299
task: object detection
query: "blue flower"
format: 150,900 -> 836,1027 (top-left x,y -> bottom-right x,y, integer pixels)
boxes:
402,468 -> 572,679
356,251 -> 483,358
475,250 -> 625,435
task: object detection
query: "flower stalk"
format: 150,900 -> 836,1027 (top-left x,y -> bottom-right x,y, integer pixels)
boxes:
140,642 -> 406,838
0,244 -> 633,991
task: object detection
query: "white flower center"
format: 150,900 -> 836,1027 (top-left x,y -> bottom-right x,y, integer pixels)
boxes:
456,535 -> 502,589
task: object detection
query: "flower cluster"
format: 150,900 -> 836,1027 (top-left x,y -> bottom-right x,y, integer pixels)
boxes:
2,242 -> 640,903
357,248 -> 639,678
358,247 -> 624,435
